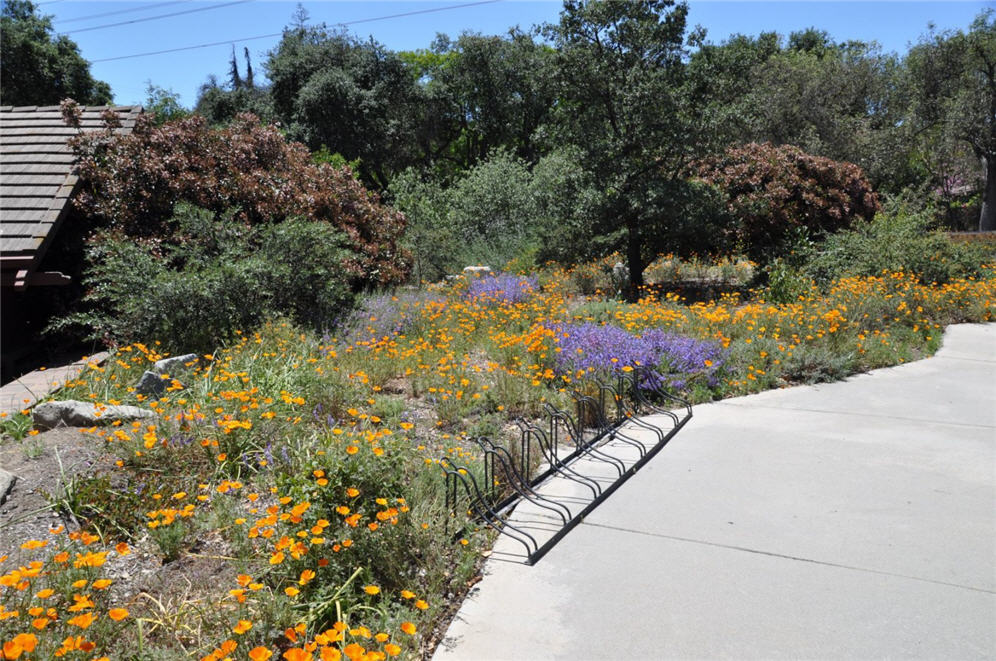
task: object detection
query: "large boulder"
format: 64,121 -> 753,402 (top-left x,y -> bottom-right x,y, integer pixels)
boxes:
33,400 -> 157,430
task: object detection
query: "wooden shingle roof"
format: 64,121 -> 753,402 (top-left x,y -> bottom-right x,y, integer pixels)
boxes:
0,104 -> 142,288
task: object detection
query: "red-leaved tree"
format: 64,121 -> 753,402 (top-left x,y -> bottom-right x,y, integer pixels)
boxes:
694,142 -> 880,259
65,104 -> 410,288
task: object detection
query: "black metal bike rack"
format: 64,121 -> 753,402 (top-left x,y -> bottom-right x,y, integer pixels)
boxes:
441,366 -> 692,565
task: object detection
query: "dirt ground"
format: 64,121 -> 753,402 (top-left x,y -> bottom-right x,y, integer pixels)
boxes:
0,427 -> 237,627
0,428 -> 105,555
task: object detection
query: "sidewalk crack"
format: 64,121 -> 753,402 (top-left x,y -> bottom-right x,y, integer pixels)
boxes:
582,521 -> 995,595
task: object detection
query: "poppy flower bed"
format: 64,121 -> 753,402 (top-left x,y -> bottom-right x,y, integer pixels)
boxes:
1,259 -> 993,659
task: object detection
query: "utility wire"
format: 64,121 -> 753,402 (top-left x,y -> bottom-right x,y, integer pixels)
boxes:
55,1 -> 193,26
90,0 -> 503,63
64,0 -> 252,35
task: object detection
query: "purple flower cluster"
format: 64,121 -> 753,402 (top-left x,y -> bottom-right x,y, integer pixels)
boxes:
341,291 -> 441,344
550,323 -> 725,390
465,274 -> 538,305
641,329 -> 726,389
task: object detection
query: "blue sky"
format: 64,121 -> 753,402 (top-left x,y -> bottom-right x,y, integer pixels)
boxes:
38,0 -> 993,108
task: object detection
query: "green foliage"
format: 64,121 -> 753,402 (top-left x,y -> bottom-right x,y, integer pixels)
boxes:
765,259 -> 816,304
0,0 -> 112,105
685,32 -> 781,146
143,83 -> 189,125
266,26 -> 420,188
54,475 -> 148,540
445,149 -> 539,267
391,146 -> 611,281
311,146 -> 361,174
543,0 -> 712,291
746,40 -> 905,191
0,411 -> 33,442
905,10 -> 996,230
687,28 -> 925,196
194,74 -> 276,126
778,343 -> 855,384
803,197 -> 991,286
530,146 -> 606,264
56,205 -> 355,351
388,168 -> 454,283
411,31 -> 557,172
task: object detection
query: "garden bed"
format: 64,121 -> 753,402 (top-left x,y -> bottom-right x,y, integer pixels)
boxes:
2,263 -> 994,659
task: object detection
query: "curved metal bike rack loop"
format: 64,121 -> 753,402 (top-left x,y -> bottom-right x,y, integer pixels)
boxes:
442,367 -> 692,565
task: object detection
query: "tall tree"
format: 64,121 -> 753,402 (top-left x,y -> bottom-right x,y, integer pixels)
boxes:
407,30 -> 556,170
690,29 -> 909,192
1,0 -> 111,106
228,45 -> 243,90
906,11 -> 996,231
544,0 -> 708,294
144,83 -> 189,125
244,47 -> 255,89
685,31 -> 781,146
266,26 -> 421,188
745,35 -> 907,191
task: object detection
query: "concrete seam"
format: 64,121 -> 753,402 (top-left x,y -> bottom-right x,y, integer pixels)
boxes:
931,355 -> 996,365
583,521 -> 996,595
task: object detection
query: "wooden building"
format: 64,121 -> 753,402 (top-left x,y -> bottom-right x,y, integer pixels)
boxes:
0,104 -> 142,378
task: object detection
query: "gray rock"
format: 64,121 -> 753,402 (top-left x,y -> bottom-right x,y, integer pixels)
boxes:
462,266 -> 492,276
0,469 -> 15,506
135,370 -> 167,396
32,400 -> 157,430
134,352 -> 197,395
612,261 -> 629,294
153,353 -> 199,375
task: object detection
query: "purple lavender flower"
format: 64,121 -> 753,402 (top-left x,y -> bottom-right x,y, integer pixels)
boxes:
342,290 -> 443,345
641,329 -> 726,389
465,274 -> 537,305
550,322 -> 725,390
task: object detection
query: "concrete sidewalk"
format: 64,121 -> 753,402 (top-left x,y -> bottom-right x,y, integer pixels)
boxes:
435,323 -> 996,660
0,352 -> 108,416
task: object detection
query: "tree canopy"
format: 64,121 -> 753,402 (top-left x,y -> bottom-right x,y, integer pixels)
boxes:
0,0 -> 111,106
542,0 -> 711,293
905,11 -> 996,230
15,0 -> 990,298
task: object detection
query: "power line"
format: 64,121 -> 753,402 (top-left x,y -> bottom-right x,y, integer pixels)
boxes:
36,0 -> 66,5
64,0 -> 252,35
90,0 -> 503,63
55,1 -> 193,26
92,31 -> 283,63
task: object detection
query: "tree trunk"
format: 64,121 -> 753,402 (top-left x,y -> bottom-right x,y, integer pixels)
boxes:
980,154 -> 996,232
625,216 -> 644,303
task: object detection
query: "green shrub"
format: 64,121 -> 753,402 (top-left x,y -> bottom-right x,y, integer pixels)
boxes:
388,168 -> 455,283
390,147 -> 609,282
803,199 -> 991,285
445,149 -> 540,269
55,204 -> 354,351
766,258 -> 816,303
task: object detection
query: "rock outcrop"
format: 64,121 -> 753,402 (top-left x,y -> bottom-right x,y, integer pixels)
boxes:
32,400 -> 157,430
